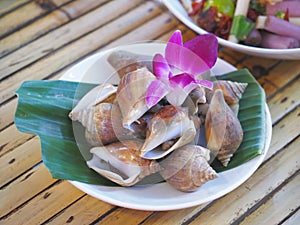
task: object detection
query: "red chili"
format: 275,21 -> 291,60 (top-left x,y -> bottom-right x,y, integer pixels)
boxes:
196,7 -> 218,33
196,6 -> 232,39
247,8 -> 260,22
284,8 -> 289,21
188,2 -> 204,16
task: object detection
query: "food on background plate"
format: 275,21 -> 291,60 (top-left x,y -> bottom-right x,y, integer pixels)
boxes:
69,30 -> 248,192
180,0 -> 300,49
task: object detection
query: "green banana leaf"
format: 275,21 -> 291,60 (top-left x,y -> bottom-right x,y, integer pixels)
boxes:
14,68 -> 266,185
15,81 -> 116,185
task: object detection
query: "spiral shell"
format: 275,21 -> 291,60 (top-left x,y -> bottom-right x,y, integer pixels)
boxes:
87,140 -> 161,186
213,80 -> 247,104
107,50 -> 152,79
69,78 -> 154,146
213,80 -> 248,115
75,102 -> 147,146
140,105 -> 197,159
205,89 -> 243,167
69,83 -> 117,119
83,103 -> 127,146
182,86 -> 206,115
116,67 -> 157,129
159,145 -> 218,192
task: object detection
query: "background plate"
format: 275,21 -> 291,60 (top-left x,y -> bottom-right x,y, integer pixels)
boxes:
162,0 -> 300,60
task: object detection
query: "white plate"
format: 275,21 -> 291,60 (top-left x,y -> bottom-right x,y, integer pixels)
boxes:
60,43 -> 272,211
162,0 -> 300,60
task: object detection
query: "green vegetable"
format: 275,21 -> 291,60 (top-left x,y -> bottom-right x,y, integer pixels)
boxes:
275,11 -> 286,19
204,0 -> 235,17
230,15 -> 255,41
14,69 -> 266,185
249,1 -> 266,14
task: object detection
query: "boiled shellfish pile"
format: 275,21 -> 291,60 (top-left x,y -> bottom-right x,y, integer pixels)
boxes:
69,51 -> 247,192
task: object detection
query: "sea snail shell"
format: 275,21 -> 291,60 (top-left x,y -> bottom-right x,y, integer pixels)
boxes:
159,145 -> 218,192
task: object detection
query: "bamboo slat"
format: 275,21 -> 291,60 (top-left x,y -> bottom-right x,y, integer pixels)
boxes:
267,78 -> 300,124
0,66 -> 72,131
61,0 -> 109,18
100,12 -> 179,51
0,0 -> 31,16
0,136 -> 41,187
240,173 -> 300,225
141,204 -> 210,225
218,47 -> 248,64
1,180 -> 84,225
258,77 -> 279,98
257,62 -> 300,99
0,0 -> 163,104
0,164 -> 55,218
0,100 -> 18,130
264,60 -> 300,93
217,50 -> 240,69
0,0 -> 111,57
188,136 -> 300,225
0,124 -> 33,157
267,107 -> 300,159
0,9 -> 68,57
0,0 -> 143,80
50,24 -> 188,81
97,208 -> 153,225
239,57 -> 280,79
0,2 -> 49,38
0,0 -> 71,38
41,25 -> 187,84
281,209 -> 300,225
51,0 -> 72,6
46,195 -> 115,225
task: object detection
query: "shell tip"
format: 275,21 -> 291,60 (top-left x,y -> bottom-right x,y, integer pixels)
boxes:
220,158 -> 231,167
68,111 -> 74,120
218,153 -> 233,167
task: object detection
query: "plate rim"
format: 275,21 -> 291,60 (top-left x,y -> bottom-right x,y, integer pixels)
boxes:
61,43 -> 272,211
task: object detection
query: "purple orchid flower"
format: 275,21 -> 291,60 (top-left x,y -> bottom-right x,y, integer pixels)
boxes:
146,30 -> 218,107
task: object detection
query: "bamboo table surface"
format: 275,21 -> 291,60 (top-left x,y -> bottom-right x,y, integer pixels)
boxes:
0,0 -> 299,224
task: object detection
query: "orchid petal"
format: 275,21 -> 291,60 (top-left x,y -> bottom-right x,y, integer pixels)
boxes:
165,31 -> 184,74
146,80 -> 169,108
168,30 -> 183,46
170,73 -> 213,90
169,73 -> 195,88
183,33 -> 218,68
153,54 -> 172,80
167,74 -> 198,106
166,42 -> 211,76
149,30 -> 218,107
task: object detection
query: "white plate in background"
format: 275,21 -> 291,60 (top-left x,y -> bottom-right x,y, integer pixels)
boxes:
162,0 -> 300,60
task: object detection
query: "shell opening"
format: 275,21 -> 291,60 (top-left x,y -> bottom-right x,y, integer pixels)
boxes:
87,148 -> 142,185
